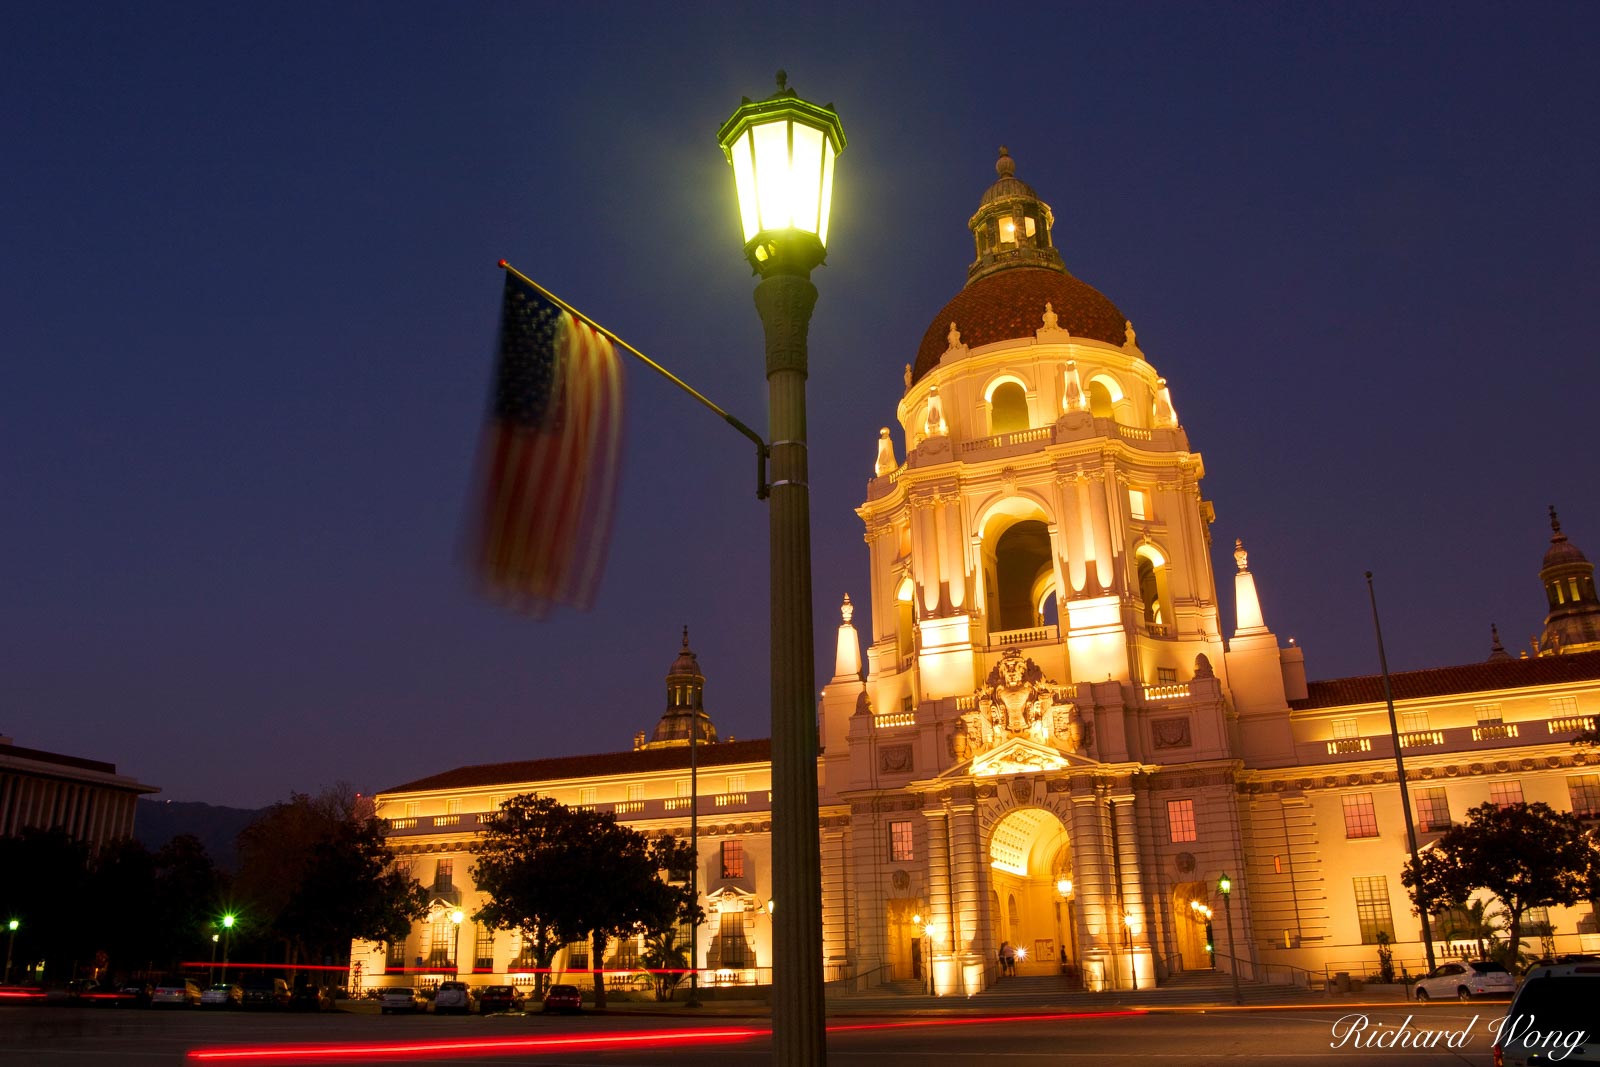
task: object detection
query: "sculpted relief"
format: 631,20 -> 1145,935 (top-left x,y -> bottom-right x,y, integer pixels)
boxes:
953,649 -> 1092,761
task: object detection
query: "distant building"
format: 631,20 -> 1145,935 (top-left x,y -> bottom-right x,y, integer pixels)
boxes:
0,735 -> 158,850
358,152 -> 1600,995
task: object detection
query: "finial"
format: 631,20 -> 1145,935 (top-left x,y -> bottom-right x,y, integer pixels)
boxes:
682,625 -> 690,649
841,594 -> 854,624
996,146 -> 1015,179
947,321 -> 962,348
1042,302 -> 1059,330
775,70 -> 787,92
1551,505 -> 1562,535
1234,538 -> 1249,573
1488,623 -> 1511,661
1124,319 -> 1137,347
903,363 -> 912,389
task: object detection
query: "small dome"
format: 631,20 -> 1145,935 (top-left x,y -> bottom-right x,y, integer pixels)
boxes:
667,626 -> 703,678
979,147 -> 1040,206
911,267 -> 1127,385
1543,507 -> 1589,569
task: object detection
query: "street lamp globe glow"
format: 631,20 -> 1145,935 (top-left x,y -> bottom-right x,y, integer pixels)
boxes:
912,913 -> 922,926
221,914 -> 235,929
718,70 -> 845,275
450,910 -> 464,925
1056,878 -> 1072,896
6,919 -> 16,932
1218,873 -> 1233,895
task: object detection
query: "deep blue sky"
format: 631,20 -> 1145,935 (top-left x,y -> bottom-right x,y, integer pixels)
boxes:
4,4 -> 1597,807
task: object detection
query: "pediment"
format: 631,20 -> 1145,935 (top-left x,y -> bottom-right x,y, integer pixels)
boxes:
969,736 -> 1097,777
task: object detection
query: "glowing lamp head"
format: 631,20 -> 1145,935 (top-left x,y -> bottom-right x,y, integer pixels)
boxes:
912,913 -> 922,926
6,919 -> 17,932
1218,873 -> 1232,896
222,914 -> 236,929
1056,879 -> 1073,897
1014,947 -> 1028,961
718,70 -> 845,276
212,933 -> 219,943
766,899 -> 775,916
450,910 -> 465,925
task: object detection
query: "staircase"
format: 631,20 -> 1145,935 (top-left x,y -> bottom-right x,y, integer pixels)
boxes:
829,968 -> 1312,1010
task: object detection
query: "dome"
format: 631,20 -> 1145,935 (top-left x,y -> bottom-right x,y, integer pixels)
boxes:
911,267 -> 1128,385
1543,507 -> 1589,569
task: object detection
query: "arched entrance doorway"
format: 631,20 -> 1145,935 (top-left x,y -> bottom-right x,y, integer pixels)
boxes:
987,807 -> 1077,980
1172,882 -> 1214,974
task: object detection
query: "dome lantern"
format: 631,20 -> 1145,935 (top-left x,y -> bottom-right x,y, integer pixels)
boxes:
967,147 -> 1064,283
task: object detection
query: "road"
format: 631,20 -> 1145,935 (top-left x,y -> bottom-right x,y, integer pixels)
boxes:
0,1002 -> 1504,1066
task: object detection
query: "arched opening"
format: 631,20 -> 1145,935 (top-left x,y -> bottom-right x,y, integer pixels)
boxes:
988,807 -> 1076,980
1087,380 -> 1115,419
896,576 -> 915,663
1135,544 -> 1174,636
1172,883 -> 1214,974
992,521 -> 1053,631
989,381 -> 1030,435
1086,373 -> 1134,424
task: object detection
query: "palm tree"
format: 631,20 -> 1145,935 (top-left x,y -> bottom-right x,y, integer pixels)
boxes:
641,928 -> 689,1002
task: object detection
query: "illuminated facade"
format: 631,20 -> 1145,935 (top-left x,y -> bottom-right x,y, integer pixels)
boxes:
360,153 -> 1600,995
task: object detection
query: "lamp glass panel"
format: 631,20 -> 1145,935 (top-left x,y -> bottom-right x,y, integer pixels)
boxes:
752,120 -> 792,232
789,122 -> 823,235
731,130 -> 760,242
818,141 -> 836,247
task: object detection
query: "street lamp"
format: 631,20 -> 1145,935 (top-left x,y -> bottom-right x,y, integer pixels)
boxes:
719,69 -> 845,1067
1123,912 -> 1139,992
1218,874 -> 1242,1005
5,918 -> 17,985
221,913 -> 236,984
450,910 -> 465,981
211,933 -> 220,982
1056,880 -> 1079,985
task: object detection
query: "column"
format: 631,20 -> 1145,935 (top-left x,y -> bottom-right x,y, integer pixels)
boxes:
821,828 -> 850,980
1067,780 -> 1113,990
947,797 -> 983,994
1112,791 -> 1151,988
850,807 -> 885,981
923,805 -> 953,995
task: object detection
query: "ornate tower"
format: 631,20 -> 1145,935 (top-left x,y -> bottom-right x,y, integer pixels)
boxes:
1538,508 -> 1600,656
644,627 -> 718,747
855,148 -> 1229,708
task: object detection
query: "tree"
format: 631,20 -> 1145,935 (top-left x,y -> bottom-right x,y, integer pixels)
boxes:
1402,801 -> 1598,967
0,828 -> 94,982
641,926 -> 689,1001
235,785 -> 427,969
471,795 -> 699,1006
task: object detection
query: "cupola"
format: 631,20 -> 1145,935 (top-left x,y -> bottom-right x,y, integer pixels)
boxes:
1537,507 -> 1600,656
645,627 -> 719,746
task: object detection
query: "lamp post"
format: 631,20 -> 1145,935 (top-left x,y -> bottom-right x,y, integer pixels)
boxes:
1218,874 -> 1242,1005
913,914 -> 933,997
450,910 -> 465,981
1123,913 -> 1139,992
210,933 -> 220,983
5,919 -> 17,984
220,914 -> 235,984
1057,880 -> 1079,985
719,70 -> 845,1067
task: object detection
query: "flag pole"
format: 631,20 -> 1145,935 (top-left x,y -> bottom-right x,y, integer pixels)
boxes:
499,260 -> 770,499
1365,571 -> 1437,976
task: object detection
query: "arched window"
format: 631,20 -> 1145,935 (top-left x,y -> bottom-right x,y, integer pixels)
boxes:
896,576 -> 916,662
1088,380 -> 1115,419
989,382 -> 1030,434
990,520 -> 1053,630
1135,544 -> 1174,635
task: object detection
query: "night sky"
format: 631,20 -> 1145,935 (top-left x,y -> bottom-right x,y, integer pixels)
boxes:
5,4 -> 1597,808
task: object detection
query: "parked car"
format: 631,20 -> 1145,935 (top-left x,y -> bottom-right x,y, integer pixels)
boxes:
476,985 -> 524,1014
432,981 -> 473,1014
151,978 -> 202,1007
240,977 -> 290,1009
1491,961 -> 1599,1066
289,983 -> 335,1012
542,984 -> 582,1013
115,981 -> 153,1007
1413,959 -> 1516,1001
200,982 -> 242,1008
379,987 -> 428,1015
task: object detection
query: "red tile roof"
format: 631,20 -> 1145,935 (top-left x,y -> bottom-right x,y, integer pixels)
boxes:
912,266 -> 1127,385
1290,650 -> 1600,710
379,738 -> 772,795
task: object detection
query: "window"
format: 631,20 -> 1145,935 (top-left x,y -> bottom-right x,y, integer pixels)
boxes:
1475,703 -> 1503,724
577,787 -> 597,805
1401,711 -> 1430,733
901,696 -> 913,712
1342,794 -> 1379,839
1127,488 -> 1149,521
1416,787 -> 1451,833
1568,774 -> 1600,817
1550,695 -> 1579,716
889,821 -> 914,861
404,801 -> 420,818
988,381 -> 1030,435
676,779 -> 692,797
386,939 -> 408,968
444,797 -> 461,815
435,858 -> 454,889
490,795 -> 504,810
610,935 -> 640,969
716,910 -> 750,966
1517,907 -> 1554,937
1167,799 -> 1197,842
1353,876 -> 1396,944
1489,781 -> 1523,809
474,925 -> 495,970
394,859 -> 413,881
627,783 -> 644,802
726,775 -> 746,793
1332,718 -> 1360,740
429,918 -> 453,966
721,840 -> 746,879
1156,666 -> 1178,684
565,940 -> 589,970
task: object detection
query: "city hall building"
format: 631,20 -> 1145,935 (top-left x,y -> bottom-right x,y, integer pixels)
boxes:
355,153 -> 1600,995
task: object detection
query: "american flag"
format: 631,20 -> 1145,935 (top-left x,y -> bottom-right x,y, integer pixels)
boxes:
473,270 -> 623,613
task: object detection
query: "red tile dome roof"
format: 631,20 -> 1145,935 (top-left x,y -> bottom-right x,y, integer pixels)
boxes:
912,267 -> 1127,385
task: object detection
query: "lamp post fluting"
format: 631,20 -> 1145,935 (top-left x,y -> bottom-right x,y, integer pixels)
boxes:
1218,874 -> 1242,1005
719,71 -> 844,1067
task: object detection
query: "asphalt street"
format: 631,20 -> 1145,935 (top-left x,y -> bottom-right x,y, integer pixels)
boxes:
0,1002 -> 1503,1066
